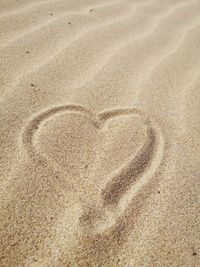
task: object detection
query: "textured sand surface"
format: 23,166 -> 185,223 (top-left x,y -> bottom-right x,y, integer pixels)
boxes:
0,0 -> 200,266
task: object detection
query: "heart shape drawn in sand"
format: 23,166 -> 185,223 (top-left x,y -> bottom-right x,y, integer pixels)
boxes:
21,104 -> 164,233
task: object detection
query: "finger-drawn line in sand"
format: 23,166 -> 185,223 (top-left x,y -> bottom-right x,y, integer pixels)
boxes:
20,104 -> 164,234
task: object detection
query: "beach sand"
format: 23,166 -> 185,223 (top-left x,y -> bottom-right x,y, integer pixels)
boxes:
0,0 -> 200,266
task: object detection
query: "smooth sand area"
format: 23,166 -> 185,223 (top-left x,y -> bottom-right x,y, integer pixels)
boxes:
0,0 -> 200,266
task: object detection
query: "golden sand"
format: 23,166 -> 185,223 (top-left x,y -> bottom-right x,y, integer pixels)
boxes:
0,0 -> 200,266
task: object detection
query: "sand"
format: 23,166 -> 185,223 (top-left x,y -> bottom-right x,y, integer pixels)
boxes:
0,0 -> 200,266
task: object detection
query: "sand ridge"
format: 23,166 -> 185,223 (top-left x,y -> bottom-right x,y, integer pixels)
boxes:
0,0 -> 200,266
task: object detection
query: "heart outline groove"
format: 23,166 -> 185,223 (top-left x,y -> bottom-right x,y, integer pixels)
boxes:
20,104 -> 164,234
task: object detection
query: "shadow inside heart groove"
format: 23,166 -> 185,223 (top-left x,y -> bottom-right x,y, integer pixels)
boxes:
21,104 -> 164,233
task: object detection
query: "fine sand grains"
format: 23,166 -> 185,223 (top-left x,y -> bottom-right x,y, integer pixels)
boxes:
0,0 -> 200,266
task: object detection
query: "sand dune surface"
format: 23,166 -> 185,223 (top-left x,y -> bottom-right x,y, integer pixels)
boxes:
0,0 -> 200,266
